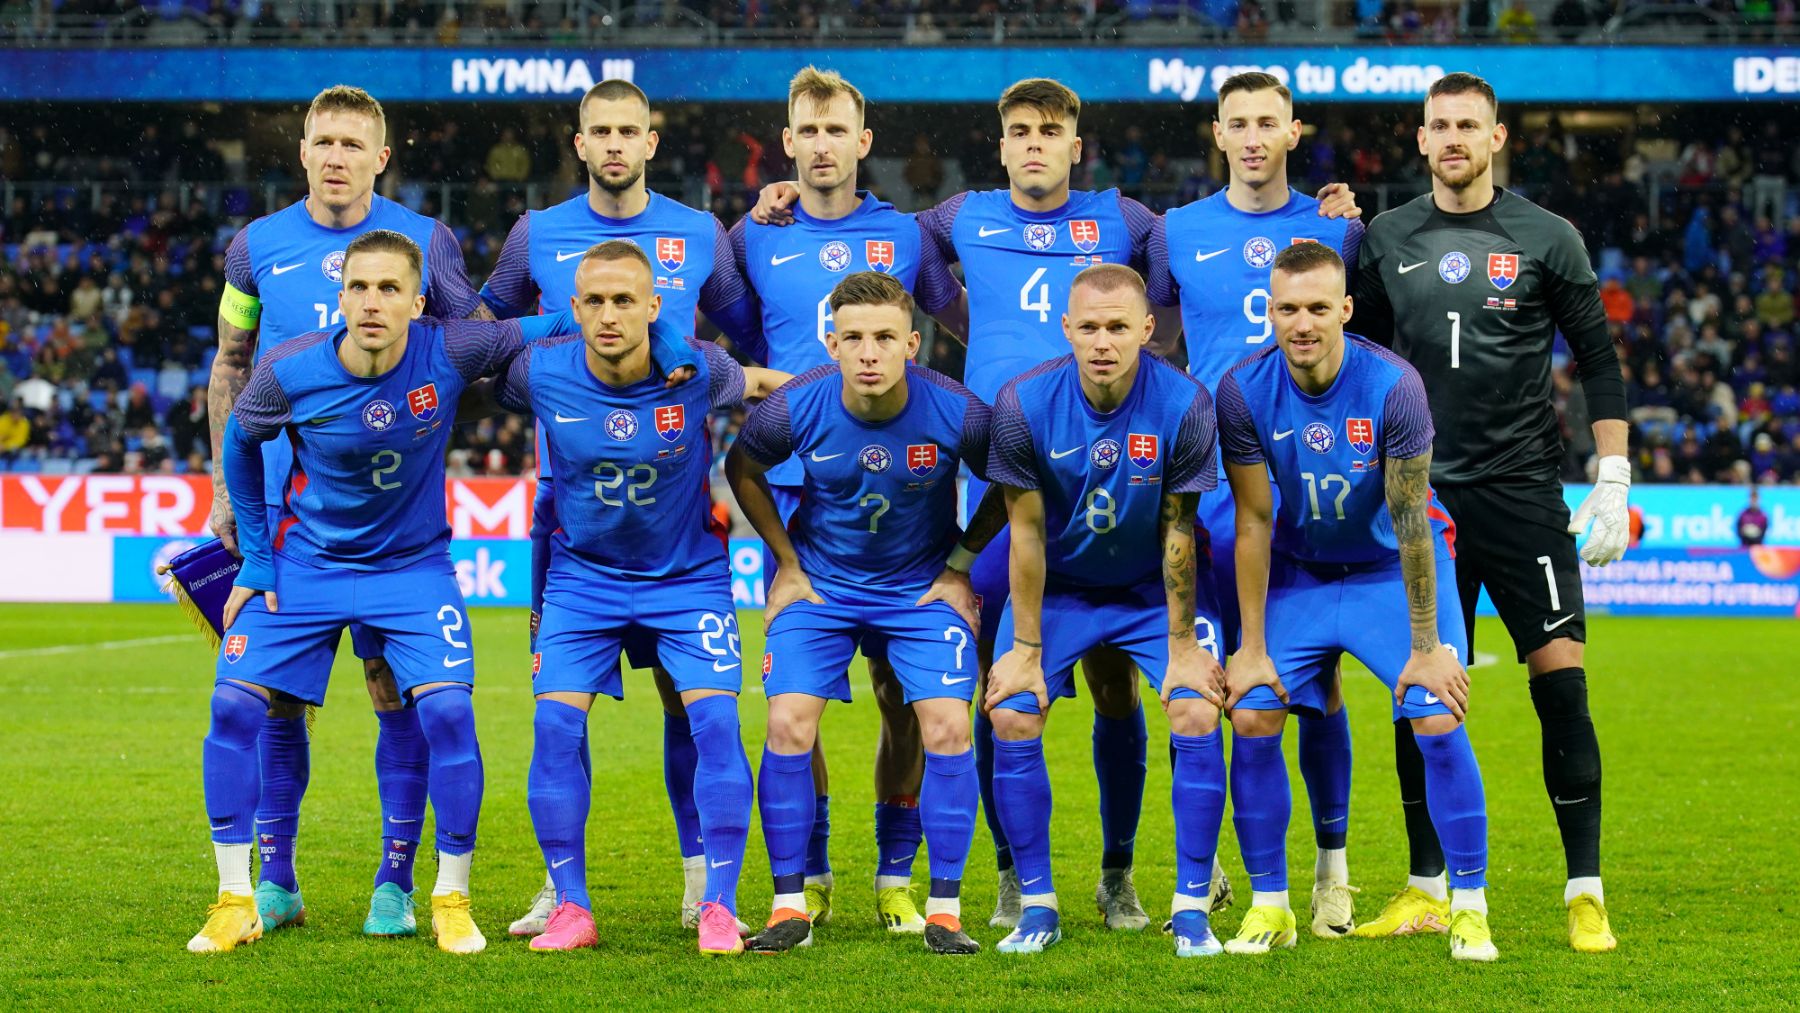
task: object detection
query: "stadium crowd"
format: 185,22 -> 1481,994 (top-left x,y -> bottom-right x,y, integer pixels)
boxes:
2,107 -> 1799,484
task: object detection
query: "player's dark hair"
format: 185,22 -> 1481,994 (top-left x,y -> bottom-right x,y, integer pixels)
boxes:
342,229 -> 422,285
580,238 -> 655,277
789,66 -> 865,125
306,84 -> 386,143
1427,71 -> 1499,120
828,271 -> 914,318
1271,240 -> 1345,284
998,78 -> 1080,127
1069,263 -> 1147,308
1215,72 -> 1292,117
581,79 -> 650,120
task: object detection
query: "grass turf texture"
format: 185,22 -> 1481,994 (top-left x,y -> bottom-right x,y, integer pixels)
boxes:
0,604 -> 1796,1009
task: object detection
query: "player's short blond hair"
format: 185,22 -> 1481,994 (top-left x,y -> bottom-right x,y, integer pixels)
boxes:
305,85 -> 386,143
998,78 -> 1080,127
580,79 -> 651,123
342,229 -> 422,286
788,66 -> 865,126
1271,240 -> 1346,287
1069,263 -> 1146,309
828,271 -> 914,318
580,238 -> 655,278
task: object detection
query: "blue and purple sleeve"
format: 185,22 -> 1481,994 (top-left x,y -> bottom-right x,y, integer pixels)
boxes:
1143,214 -> 1178,308
1167,384 -> 1219,495
1121,196 -> 1171,306
477,214 -> 536,319
735,387 -> 794,467
702,339 -> 748,410
915,192 -> 966,267
443,318 -> 525,382
222,365 -> 291,590
1381,367 -> 1435,460
698,216 -> 764,364
224,228 -> 256,296
1339,217 -> 1366,276
727,217 -> 751,276
912,218 -> 962,316
1214,372 -> 1264,466
422,220 -> 482,320
494,346 -> 534,415
959,392 -> 994,482
985,382 -> 1040,491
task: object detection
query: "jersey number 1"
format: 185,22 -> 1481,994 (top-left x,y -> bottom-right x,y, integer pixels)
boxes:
1446,311 -> 1461,369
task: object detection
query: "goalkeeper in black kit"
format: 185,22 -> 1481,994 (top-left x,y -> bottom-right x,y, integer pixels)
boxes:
1351,72 -> 1628,954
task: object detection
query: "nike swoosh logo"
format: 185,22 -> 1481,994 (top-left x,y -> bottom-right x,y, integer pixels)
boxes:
711,858 -> 733,868
809,451 -> 844,462
1248,871 -> 1275,878
1397,261 -> 1428,274
211,823 -> 233,831
270,263 -> 303,275
1543,614 -> 1575,632
254,818 -> 282,825
712,660 -> 738,673
554,413 -> 590,423
1273,429 -> 1294,441
1049,446 -> 1083,460
1021,876 -> 1042,887
1553,796 -> 1589,806
556,250 -> 585,262
1423,692 -> 1440,705
1455,868 -> 1484,877
1185,880 -> 1206,890
388,817 -> 418,824
978,226 -> 1010,238
888,856 -> 909,865
1321,816 -> 1346,825
941,674 -> 972,686
1194,249 -> 1229,263
443,657 -> 473,668
770,253 -> 805,266
551,856 -> 574,869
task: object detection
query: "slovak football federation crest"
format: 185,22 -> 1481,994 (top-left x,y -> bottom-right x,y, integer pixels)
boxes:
322,250 -> 345,283
1128,433 -> 1159,469
1070,219 -> 1100,253
605,408 -> 638,441
224,634 -> 248,664
1347,417 -> 1374,455
907,443 -> 939,477
654,404 -> 685,443
1302,422 -> 1335,454
362,399 -> 397,432
407,383 -> 440,421
1439,251 -> 1471,284
1243,236 -> 1277,269
865,240 -> 895,273
1023,223 -> 1057,251
859,444 -> 892,473
656,237 -> 685,272
1091,439 -> 1121,470
820,240 -> 852,272
1488,253 -> 1518,291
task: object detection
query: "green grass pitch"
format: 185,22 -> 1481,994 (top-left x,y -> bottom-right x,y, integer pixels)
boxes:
1,604 -> 1796,1008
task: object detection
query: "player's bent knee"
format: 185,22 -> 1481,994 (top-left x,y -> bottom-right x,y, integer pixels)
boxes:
1164,697 -> 1219,737
212,681 -> 270,743
1409,712 -> 1461,736
989,706 -> 1044,742
1228,706 -> 1287,737
913,699 -> 972,755
1526,637 -> 1584,676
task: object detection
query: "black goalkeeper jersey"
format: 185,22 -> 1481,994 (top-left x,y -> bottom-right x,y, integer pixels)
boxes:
1353,188 -> 1625,487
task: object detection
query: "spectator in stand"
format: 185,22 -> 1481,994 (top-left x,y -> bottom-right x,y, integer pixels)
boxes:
1600,277 -> 1634,326
484,126 -> 531,183
1497,0 -> 1538,40
902,132 -> 945,206
121,381 -> 155,431
1718,125 -> 1753,190
1750,120 -> 1790,223
0,398 -> 29,460
1757,265 -> 1796,328
1737,487 -> 1770,544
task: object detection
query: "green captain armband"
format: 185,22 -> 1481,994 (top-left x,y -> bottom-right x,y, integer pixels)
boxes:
219,282 -> 262,330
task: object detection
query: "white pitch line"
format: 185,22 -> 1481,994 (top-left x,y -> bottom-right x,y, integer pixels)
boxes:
0,633 -> 194,660
1470,651 -> 1500,670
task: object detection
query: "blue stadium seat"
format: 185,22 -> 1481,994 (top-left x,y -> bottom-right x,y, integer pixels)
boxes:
129,368 -> 157,390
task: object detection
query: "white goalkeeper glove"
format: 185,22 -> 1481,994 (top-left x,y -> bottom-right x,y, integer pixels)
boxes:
1568,455 -> 1632,566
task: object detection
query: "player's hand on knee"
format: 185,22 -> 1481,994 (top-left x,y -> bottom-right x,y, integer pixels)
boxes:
1315,182 -> 1362,220
1223,648 -> 1286,709
223,585 -> 277,630
982,649 -> 1047,716
1162,640 -> 1227,709
750,181 -> 802,225
766,565 -> 824,622
210,491 -> 239,557
1397,646 -> 1468,720
915,565 -> 980,636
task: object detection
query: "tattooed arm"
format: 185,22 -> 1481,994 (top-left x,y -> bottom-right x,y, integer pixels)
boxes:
1385,448 -> 1470,719
207,317 -> 257,554
1158,489 -> 1224,707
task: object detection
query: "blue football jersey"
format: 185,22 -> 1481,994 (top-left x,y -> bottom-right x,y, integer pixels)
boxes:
733,191 -> 960,486
1215,336 -> 1451,566
920,189 -> 1158,404
223,318 -> 524,589
496,336 -> 745,582
479,190 -> 761,352
1150,189 -> 1364,392
223,195 -> 478,358
988,352 -> 1217,589
736,364 -> 991,594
